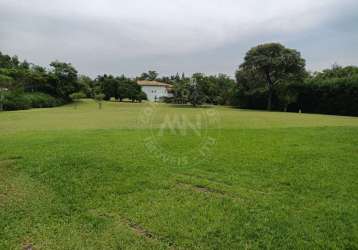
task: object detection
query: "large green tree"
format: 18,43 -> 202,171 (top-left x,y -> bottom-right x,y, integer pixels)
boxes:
238,43 -> 306,110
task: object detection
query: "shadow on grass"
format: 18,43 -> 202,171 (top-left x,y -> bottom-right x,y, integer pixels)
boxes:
168,104 -> 215,109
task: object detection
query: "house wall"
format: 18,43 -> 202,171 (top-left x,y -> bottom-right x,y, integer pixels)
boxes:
141,85 -> 171,102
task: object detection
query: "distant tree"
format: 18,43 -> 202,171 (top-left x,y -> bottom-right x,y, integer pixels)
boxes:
69,92 -> 85,109
239,43 -> 306,110
136,91 -> 147,103
147,70 -> 158,81
94,93 -> 105,109
78,75 -> 94,97
96,74 -> 118,100
125,80 -> 142,102
117,75 -> 133,101
49,61 -> 79,100
172,77 -> 190,104
313,64 -> 358,80
188,78 -> 207,107
215,74 -> 236,105
0,74 -> 13,111
139,70 -> 158,81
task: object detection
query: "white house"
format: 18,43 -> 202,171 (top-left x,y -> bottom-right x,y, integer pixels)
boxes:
137,80 -> 173,102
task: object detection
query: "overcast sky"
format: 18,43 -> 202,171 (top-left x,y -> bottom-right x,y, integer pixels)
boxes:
1,0 -> 358,77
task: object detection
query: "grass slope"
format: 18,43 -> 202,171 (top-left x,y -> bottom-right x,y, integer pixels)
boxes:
1,100 -> 358,249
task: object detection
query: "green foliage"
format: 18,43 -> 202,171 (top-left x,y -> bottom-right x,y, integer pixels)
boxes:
0,51 -> 82,111
1,92 -> 63,111
170,73 -> 236,106
138,70 -> 158,81
136,91 -> 147,102
95,74 -> 143,102
78,75 -> 95,97
49,61 -> 79,100
94,93 -> 105,102
238,43 -> 306,110
93,93 -> 105,109
187,78 -> 207,107
292,75 -> 358,116
235,64 -> 358,116
69,92 -> 86,101
313,64 -> 358,80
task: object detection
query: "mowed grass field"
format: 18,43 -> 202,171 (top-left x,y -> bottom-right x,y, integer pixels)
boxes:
1,100 -> 358,249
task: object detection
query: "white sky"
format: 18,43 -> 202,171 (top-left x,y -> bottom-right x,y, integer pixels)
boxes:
1,0 -> 357,77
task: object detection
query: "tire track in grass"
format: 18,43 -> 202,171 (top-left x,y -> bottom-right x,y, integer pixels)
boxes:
175,180 -> 244,203
120,217 -> 176,249
88,209 -> 177,249
176,172 -> 271,195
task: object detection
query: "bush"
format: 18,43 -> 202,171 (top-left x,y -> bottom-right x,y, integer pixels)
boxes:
235,76 -> 358,116
287,76 -> 358,116
235,88 -> 278,110
2,92 -> 64,111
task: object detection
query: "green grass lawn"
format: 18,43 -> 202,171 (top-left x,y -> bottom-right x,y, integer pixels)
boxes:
1,100 -> 358,249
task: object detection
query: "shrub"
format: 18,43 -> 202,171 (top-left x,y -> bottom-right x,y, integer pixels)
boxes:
297,77 -> 358,116
2,92 -> 64,111
235,76 -> 358,116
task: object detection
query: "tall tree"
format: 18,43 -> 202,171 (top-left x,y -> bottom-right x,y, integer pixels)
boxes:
239,43 -> 306,110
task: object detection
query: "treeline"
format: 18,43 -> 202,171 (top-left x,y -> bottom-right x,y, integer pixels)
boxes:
0,51 -> 147,110
1,44 -> 358,116
154,72 -> 236,106
0,51 -> 81,110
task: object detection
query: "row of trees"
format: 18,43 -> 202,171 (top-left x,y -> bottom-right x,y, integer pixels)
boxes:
0,51 -> 84,110
160,73 -> 236,106
0,51 -> 149,110
1,43 -> 358,116
95,74 -> 147,102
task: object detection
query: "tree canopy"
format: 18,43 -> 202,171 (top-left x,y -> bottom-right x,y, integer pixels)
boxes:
238,43 -> 306,110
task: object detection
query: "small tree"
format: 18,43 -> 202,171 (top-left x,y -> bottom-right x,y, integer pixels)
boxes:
69,92 -> 85,109
94,93 -> 105,109
188,78 -> 206,107
0,88 -> 6,111
0,74 -> 12,111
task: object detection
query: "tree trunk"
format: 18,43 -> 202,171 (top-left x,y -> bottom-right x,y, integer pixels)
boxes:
0,92 -> 3,111
267,88 -> 272,111
265,72 -> 274,111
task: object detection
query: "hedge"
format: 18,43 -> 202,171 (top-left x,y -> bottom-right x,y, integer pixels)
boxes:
1,92 -> 65,111
290,76 -> 358,116
236,76 -> 358,116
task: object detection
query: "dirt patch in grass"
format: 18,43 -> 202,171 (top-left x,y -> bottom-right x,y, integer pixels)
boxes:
22,243 -> 33,250
175,181 -> 245,204
121,217 -> 176,248
121,218 -> 155,239
176,181 -> 226,195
